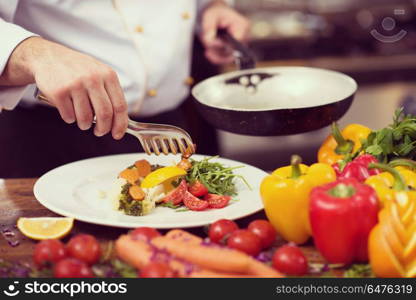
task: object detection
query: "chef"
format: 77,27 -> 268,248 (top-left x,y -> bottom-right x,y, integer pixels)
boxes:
0,0 -> 250,177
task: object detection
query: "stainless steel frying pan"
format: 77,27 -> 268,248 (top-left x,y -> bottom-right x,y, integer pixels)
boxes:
191,30 -> 357,136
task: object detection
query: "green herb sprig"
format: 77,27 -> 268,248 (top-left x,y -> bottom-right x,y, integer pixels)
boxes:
186,156 -> 251,196
360,108 -> 416,163
344,264 -> 374,278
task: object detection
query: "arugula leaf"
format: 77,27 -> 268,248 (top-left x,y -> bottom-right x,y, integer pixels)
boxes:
175,208 -> 189,212
159,202 -> 181,209
185,156 -> 251,196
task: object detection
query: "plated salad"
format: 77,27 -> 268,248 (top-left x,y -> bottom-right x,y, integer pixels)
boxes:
114,156 -> 250,216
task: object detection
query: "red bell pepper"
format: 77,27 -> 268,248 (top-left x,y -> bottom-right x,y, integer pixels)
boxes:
333,154 -> 381,182
354,154 -> 381,176
309,178 -> 379,264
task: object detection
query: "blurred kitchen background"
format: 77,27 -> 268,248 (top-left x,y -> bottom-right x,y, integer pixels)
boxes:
214,0 -> 416,169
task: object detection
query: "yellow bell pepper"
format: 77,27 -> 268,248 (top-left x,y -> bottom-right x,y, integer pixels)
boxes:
260,155 -> 336,244
365,163 -> 416,207
318,123 -> 371,165
369,192 -> 416,277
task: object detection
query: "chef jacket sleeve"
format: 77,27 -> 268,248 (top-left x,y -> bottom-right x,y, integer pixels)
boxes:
0,18 -> 38,112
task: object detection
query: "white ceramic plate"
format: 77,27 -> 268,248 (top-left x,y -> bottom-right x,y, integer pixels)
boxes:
34,153 -> 267,228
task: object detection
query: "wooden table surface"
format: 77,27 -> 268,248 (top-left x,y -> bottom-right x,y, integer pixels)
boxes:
0,178 -> 328,274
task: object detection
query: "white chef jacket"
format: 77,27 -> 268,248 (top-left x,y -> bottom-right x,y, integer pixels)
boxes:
0,0 -> 215,116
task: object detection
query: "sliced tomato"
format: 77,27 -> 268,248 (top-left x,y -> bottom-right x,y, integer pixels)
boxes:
183,191 -> 209,211
162,179 -> 187,205
188,180 -> 209,197
204,193 -> 231,209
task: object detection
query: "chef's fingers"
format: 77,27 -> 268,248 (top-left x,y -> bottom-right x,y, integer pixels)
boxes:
223,15 -> 251,42
204,39 -> 234,64
205,47 -> 234,65
207,38 -> 231,49
49,90 -> 76,124
71,88 -> 93,131
201,12 -> 219,46
104,71 -> 128,140
87,81 -> 113,137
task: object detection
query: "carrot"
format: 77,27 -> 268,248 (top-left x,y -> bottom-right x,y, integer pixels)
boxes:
135,159 -> 152,177
129,185 -> 145,200
115,235 -> 152,270
151,236 -> 282,277
247,259 -> 282,277
164,230 -> 278,275
119,168 -> 140,185
116,234 -> 282,278
151,236 -> 251,273
165,229 -> 203,245
115,235 -> 208,277
189,271 -> 277,278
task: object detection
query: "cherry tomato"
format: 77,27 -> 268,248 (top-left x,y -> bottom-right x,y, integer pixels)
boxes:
183,191 -> 209,211
188,181 -> 209,197
163,180 -> 187,205
140,262 -> 175,278
33,239 -> 67,268
130,227 -> 161,242
66,234 -> 101,265
204,194 -> 231,209
54,258 -> 94,278
248,220 -> 277,249
227,229 -> 262,256
272,245 -> 308,276
208,219 -> 239,244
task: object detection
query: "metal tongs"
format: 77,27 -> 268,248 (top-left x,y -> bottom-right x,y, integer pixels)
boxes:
35,89 -> 195,156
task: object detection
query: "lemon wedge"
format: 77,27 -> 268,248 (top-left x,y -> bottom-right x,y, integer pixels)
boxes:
141,166 -> 186,189
17,217 -> 74,240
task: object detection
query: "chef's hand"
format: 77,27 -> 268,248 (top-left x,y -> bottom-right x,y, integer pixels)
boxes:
200,0 -> 250,65
0,37 -> 128,140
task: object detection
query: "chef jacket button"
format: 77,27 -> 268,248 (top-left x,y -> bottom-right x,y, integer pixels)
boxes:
147,89 -> 157,97
134,25 -> 144,33
182,12 -> 190,20
184,76 -> 194,86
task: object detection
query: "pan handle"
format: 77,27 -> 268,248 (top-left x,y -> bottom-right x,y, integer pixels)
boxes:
217,29 -> 256,70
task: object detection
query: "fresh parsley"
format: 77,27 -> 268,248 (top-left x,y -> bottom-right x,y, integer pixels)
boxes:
360,108 -> 416,163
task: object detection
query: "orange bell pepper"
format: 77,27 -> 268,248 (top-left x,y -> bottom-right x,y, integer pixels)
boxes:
318,123 -> 371,165
369,193 -> 416,277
